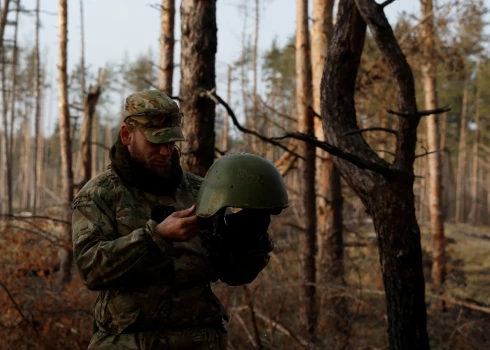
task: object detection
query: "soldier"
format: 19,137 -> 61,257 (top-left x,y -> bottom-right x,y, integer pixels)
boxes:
72,90 -> 288,350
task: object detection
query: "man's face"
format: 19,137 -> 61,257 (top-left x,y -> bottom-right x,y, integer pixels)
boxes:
120,125 -> 176,177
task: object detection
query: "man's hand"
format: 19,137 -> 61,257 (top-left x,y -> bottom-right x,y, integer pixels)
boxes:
155,205 -> 200,242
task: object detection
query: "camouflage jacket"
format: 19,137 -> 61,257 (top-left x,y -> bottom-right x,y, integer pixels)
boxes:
72,169 -> 272,335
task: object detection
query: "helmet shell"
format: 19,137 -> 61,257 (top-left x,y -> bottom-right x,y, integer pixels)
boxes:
196,153 -> 289,218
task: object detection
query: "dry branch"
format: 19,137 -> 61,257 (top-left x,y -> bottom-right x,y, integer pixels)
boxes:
272,132 -> 397,178
200,88 -> 304,160
344,127 -> 397,136
386,106 -> 451,118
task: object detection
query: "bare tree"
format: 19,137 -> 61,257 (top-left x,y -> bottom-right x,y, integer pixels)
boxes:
420,0 -> 446,299
311,0 -> 346,343
79,71 -> 103,188
7,0 -> 20,211
0,0 -> 11,214
469,54 -> 482,224
58,0 -> 74,284
322,1 -> 430,348
455,75 -> 469,222
33,0 -> 43,213
159,0 -> 174,95
251,0 -> 259,154
179,0 -> 217,177
223,65 -> 232,152
296,0 -> 317,341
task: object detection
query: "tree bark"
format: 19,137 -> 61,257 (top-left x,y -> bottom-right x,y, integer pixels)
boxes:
33,0 -> 43,213
58,0 -> 74,285
7,0 -> 19,210
179,0 -> 217,177
296,0 -> 317,341
455,75 -> 469,222
222,65 -> 231,152
311,0 -> 346,344
322,1 -> 430,349
251,0 -> 259,154
420,0 -> 446,299
80,73 -> 103,188
469,55 -> 482,224
0,0 -> 11,214
159,0 -> 174,95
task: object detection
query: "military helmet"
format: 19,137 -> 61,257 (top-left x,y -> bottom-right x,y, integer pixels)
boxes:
195,153 -> 289,218
124,90 -> 186,144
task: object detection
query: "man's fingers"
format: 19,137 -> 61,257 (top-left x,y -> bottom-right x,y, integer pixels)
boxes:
172,204 -> 196,218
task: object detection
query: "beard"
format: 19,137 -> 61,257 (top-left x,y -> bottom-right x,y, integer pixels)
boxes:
130,146 -> 173,178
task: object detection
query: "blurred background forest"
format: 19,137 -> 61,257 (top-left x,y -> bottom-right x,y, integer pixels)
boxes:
1,0 -> 490,349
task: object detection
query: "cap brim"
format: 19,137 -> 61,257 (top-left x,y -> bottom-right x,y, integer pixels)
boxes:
140,126 -> 186,144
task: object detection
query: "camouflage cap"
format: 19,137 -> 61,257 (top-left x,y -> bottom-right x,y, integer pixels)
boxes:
124,90 -> 186,144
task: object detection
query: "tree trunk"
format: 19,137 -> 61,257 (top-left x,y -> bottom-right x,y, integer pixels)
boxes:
20,119 -> 29,209
455,75 -> 469,222
33,0 -> 43,213
104,118 -> 112,170
420,0 -> 446,299
0,0 -> 11,214
223,65 -> 231,152
58,0 -> 74,285
159,0 -> 174,95
7,0 -> 19,210
251,0 -> 259,154
469,55 -> 482,224
311,0 -> 346,344
296,0 -> 317,341
80,74 -> 102,188
322,1 -> 429,349
179,0 -> 217,177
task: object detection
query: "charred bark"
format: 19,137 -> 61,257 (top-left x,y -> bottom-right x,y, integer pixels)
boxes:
179,0 -> 217,177
79,72 -> 103,188
321,1 -> 429,349
58,0 -> 74,285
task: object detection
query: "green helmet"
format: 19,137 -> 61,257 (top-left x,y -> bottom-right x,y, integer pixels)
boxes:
195,153 -> 289,218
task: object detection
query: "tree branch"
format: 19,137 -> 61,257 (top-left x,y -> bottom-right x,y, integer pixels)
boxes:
200,88 -> 304,160
415,149 -> 443,159
0,281 -> 28,325
272,132 -> 397,178
344,127 -> 397,136
380,0 -> 396,9
386,106 -> 451,118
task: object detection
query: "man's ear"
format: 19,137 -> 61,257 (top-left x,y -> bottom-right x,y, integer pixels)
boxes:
120,124 -> 132,146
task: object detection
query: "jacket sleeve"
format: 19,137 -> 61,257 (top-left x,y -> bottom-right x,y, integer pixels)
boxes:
72,187 -> 175,291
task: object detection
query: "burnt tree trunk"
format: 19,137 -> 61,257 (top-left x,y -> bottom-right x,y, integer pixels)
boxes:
180,0 -> 217,177
296,0 -> 317,341
79,73 -> 103,189
322,1 -> 429,349
58,0 -> 74,285
420,0 -> 446,298
159,0 -> 174,95
311,0 -> 346,344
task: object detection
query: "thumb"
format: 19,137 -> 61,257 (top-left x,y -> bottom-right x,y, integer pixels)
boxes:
173,204 -> 196,218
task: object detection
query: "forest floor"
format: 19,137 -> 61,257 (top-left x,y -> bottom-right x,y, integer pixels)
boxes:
0,217 -> 489,349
